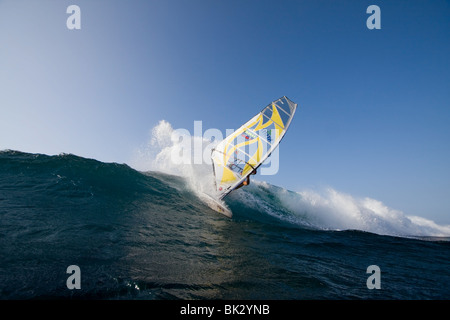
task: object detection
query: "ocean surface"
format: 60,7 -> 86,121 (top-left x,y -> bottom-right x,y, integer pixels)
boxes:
1,149 -> 449,300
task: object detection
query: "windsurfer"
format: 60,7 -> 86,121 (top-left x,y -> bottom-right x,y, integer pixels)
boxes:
235,169 -> 257,190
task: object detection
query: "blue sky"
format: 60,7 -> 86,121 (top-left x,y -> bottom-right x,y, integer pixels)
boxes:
1,0 -> 449,223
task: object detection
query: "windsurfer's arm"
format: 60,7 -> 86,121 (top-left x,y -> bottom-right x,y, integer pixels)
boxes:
235,175 -> 250,190
236,169 -> 255,190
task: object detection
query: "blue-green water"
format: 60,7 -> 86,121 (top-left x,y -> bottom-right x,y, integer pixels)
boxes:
1,150 -> 449,299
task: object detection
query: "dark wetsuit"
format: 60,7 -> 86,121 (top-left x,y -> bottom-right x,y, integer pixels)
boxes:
235,169 -> 257,190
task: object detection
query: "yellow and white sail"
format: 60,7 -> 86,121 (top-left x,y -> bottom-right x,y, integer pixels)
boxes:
211,96 -> 297,199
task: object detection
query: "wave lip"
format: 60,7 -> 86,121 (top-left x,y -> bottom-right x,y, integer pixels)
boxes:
239,182 -> 450,238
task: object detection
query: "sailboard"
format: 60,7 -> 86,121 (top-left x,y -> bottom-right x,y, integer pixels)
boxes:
210,96 -> 298,210
199,192 -> 233,218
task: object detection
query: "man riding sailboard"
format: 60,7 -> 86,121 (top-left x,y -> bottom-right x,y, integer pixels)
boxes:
205,96 -> 298,217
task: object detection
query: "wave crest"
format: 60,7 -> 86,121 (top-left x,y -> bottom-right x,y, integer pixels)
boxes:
241,182 -> 450,237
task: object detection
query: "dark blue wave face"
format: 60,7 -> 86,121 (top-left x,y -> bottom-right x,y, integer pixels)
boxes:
1,150 -> 449,299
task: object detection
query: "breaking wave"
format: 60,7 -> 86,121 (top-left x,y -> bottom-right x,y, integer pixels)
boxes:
129,120 -> 450,238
